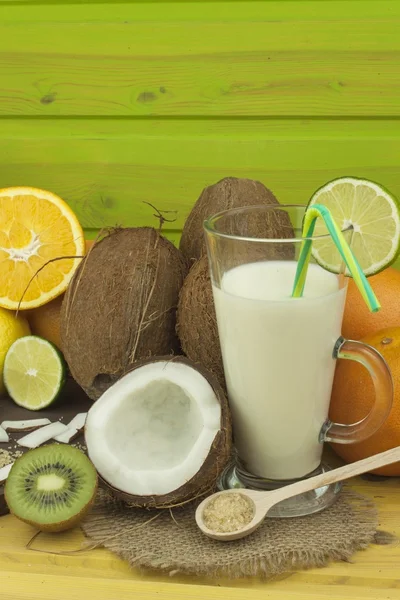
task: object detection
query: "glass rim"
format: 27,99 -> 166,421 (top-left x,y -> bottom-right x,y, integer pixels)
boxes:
203,204 -> 352,243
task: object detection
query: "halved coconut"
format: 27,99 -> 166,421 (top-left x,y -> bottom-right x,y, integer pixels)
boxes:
84,356 -> 232,508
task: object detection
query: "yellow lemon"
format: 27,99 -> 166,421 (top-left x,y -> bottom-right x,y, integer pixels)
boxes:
0,186 -> 85,310
0,308 -> 30,393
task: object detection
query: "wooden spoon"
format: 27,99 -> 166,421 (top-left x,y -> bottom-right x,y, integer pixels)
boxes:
196,445 -> 400,541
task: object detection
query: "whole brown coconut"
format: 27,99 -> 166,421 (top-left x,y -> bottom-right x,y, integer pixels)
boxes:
60,228 -> 189,400
180,176 -> 283,261
177,256 -> 225,387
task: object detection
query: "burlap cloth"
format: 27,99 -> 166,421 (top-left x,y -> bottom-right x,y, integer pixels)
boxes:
81,486 -> 386,579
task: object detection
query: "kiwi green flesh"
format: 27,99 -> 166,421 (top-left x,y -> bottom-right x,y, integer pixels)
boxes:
5,444 -> 97,529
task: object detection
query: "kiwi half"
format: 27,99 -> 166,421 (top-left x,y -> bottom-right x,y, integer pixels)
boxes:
5,444 -> 98,532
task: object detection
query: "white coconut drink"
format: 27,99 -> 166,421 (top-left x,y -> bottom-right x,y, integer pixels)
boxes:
84,357 -> 232,508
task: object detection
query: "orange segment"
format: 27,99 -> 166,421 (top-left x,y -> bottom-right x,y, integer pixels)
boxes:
8,220 -> 32,248
0,187 -> 85,310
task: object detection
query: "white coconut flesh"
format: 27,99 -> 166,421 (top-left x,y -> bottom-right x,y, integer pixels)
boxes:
85,361 -> 222,497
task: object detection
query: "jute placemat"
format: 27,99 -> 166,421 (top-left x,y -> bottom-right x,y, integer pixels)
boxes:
81,487 -> 384,579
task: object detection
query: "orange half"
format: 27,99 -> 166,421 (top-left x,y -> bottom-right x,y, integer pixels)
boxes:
0,187 -> 85,310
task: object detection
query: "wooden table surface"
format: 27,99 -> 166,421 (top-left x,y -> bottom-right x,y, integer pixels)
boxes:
1,475 -> 399,600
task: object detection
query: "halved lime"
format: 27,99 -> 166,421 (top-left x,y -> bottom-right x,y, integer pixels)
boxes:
308,177 -> 400,276
3,336 -> 65,410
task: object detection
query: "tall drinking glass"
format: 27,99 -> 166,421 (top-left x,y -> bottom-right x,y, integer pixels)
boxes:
204,205 -> 393,517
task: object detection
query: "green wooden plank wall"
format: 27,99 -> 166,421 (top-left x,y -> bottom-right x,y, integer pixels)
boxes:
0,0 -> 399,266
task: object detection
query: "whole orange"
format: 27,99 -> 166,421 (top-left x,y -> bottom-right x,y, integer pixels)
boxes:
28,295 -> 63,349
27,239 -> 94,350
342,267 -> 400,340
329,327 -> 400,475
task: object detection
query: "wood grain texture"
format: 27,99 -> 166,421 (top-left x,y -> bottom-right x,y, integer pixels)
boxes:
0,2 -> 399,116
0,475 -> 399,598
0,117 -> 399,267
2,119 -> 400,229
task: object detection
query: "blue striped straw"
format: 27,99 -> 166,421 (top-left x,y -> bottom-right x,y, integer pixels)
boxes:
292,204 -> 380,313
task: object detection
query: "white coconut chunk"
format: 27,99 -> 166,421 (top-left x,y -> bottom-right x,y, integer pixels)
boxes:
85,360 -> 222,497
0,426 -> 9,443
65,413 -> 87,431
1,418 -> 51,432
52,413 -> 86,443
54,428 -> 79,443
17,422 -> 68,449
0,463 -> 13,483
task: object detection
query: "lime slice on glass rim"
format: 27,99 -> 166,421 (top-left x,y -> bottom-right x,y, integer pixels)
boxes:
308,177 -> 400,276
3,335 -> 66,410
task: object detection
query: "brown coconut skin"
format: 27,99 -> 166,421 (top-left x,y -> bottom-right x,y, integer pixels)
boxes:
60,228 -> 189,400
177,256 -> 225,388
179,176 -> 283,261
86,356 -> 232,509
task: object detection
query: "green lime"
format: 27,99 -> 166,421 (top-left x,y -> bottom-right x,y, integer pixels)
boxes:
308,177 -> 400,276
3,336 -> 65,410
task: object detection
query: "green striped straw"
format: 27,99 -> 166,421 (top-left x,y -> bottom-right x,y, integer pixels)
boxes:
292,203 -> 380,313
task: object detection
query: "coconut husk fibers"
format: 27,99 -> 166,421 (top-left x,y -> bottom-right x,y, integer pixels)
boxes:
60,228 -> 189,400
82,487 -> 382,579
89,355 -> 232,509
177,256 -> 225,387
179,176 -> 292,261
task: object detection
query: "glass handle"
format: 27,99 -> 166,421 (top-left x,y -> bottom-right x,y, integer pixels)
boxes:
321,337 -> 393,444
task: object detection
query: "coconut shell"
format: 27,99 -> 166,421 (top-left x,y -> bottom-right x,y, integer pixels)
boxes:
87,356 -> 232,509
177,256 -> 225,388
60,228 -> 189,400
180,176 -> 284,261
